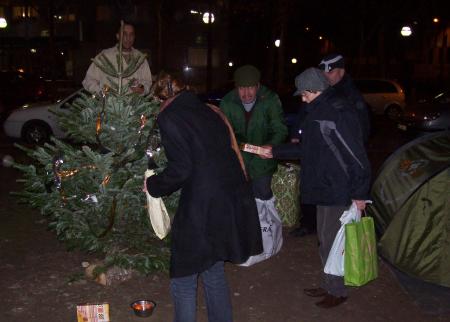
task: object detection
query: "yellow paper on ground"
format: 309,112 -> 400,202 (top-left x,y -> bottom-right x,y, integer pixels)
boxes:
77,303 -> 110,322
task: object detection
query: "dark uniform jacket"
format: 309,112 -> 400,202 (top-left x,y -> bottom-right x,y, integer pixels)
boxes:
273,87 -> 371,206
334,74 -> 371,143
146,91 -> 263,278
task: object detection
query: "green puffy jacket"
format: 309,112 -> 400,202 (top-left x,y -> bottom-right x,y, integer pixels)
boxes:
220,85 -> 288,179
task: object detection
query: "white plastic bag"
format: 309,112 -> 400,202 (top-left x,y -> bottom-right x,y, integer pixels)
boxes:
324,202 -> 361,276
144,169 -> 171,239
240,197 -> 283,267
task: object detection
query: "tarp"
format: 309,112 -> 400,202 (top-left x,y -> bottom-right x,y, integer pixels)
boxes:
367,131 -> 450,287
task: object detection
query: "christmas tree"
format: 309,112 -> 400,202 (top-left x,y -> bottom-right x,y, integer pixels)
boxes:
13,23 -> 178,275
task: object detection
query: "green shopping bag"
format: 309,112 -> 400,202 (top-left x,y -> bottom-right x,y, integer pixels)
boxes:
271,163 -> 300,227
344,216 -> 378,286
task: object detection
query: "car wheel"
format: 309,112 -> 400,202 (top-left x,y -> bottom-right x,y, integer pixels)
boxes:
385,105 -> 403,120
22,122 -> 51,145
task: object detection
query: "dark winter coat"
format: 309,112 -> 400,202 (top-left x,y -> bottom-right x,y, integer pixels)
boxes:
146,91 -> 263,278
220,86 -> 288,179
334,74 -> 371,143
273,87 -> 371,206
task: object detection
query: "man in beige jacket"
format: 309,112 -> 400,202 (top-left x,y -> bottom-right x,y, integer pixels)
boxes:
82,22 -> 152,95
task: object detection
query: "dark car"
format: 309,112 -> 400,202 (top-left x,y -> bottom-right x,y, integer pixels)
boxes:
397,90 -> 450,134
279,93 -> 301,138
197,87 -> 230,106
0,71 -> 48,119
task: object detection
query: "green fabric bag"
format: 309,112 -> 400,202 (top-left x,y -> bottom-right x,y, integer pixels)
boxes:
344,216 -> 378,286
271,163 -> 300,227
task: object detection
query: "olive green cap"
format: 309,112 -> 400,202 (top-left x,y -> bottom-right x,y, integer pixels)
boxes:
233,65 -> 261,87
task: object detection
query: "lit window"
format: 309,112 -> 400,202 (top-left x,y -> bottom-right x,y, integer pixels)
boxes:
53,13 -> 77,23
12,6 -> 39,20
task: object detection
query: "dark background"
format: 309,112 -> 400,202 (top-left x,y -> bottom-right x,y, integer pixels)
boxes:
0,0 -> 449,94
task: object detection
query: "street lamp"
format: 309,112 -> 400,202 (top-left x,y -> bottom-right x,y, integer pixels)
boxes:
274,39 -> 281,47
202,12 -> 215,24
400,26 -> 412,37
291,58 -> 297,64
0,17 -> 7,29
203,10 -> 215,92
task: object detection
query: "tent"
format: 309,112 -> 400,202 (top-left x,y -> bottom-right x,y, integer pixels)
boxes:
367,131 -> 450,287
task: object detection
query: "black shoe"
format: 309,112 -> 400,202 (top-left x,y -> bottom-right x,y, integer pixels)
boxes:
304,287 -> 327,297
289,227 -> 315,237
315,294 -> 348,308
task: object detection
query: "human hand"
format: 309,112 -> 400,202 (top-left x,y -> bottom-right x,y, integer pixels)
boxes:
131,84 -> 145,94
259,145 -> 273,159
352,199 -> 366,211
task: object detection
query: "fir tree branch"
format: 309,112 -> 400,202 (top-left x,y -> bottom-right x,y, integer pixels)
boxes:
97,196 -> 117,238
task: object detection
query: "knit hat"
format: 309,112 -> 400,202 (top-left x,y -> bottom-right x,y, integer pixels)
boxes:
293,67 -> 330,96
233,65 -> 261,86
318,53 -> 345,72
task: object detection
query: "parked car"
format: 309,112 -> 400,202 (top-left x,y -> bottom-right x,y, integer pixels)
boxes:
3,89 -> 84,144
279,93 -> 301,137
354,78 -> 406,119
397,90 -> 450,134
0,71 -> 50,119
197,87 -> 230,106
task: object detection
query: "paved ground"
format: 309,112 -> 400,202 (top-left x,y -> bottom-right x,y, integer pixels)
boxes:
1,117 -> 449,322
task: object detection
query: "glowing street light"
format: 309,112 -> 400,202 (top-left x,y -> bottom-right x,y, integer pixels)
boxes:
291,58 -> 298,64
228,61 -> 233,67
400,26 -> 412,37
274,39 -> 281,47
433,17 -> 439,23
0,17 -> 7,29
202,12 -> 215,24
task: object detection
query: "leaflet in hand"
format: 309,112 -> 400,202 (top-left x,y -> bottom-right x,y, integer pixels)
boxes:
240,143 -> 270,156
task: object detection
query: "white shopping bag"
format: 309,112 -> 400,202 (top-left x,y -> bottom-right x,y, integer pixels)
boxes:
144,169 -> 171,239
240,197 -> 283,267
324,202 -> 361,276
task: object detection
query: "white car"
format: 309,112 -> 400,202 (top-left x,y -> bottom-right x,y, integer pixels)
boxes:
3,89 -> 83,144
354,79 -> 406,119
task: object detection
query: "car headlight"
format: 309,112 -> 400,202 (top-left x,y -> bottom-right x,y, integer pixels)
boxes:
423,112 -> 440,120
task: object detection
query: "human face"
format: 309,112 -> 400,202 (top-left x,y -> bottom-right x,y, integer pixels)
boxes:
323,68 -> 345,86
300,90 -> 321,103
237,85 -> 259,104
116,24 -> 135,51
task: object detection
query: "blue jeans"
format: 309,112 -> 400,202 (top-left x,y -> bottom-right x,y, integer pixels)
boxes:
170,261 -> 233,322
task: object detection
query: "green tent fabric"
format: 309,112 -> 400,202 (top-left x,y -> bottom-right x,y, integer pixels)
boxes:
367,131 -> 450,287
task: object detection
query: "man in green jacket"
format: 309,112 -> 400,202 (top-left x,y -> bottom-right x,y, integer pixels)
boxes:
220,65 -> 288,201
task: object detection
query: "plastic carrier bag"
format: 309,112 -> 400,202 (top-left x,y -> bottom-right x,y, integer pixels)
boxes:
324,202 -> 361,276
240,197 -> 283,266
271,163 -> 300,227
